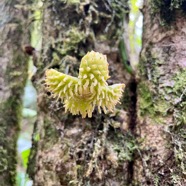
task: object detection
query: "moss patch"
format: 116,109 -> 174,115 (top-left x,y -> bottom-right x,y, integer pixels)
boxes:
58,27 -> 86,55
111,132 -> 139,162
138,81 -> 172,124
0,98 -> 24,185
172,69 -> 186,96
165,70 -> 186,185
138,82 -> 154,116
172,70 -> 186,125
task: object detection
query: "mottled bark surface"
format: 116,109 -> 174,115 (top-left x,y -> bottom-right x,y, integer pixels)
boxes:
0,0 -> 29,185
28,0 -> 137,185
134,0 -> 186,185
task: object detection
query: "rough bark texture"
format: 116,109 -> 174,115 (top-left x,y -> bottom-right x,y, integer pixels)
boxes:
0,0 -> 29,185
28,0 -> 138,185
134,0 -> 186,185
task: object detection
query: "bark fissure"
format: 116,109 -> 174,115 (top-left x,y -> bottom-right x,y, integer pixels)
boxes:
128,78 -> 138,131
127,77 -> 138,184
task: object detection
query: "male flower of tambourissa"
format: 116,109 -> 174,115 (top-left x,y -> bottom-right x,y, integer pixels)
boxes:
45,51 -> 125,118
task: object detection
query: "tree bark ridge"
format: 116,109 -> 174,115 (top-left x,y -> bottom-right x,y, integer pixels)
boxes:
134,0 -> 186,185
0,0 -> 29,185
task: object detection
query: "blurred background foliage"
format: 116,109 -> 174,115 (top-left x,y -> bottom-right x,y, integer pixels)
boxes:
129,0 -> 143,70
16,0 -> 142,185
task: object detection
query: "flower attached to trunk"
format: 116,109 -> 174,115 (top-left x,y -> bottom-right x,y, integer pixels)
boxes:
45,51 -> 125,118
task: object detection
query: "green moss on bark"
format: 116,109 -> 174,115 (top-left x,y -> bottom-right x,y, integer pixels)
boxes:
0,39 -> 28,186
0,98 -> 23,185
138,80 -> 172,124
138,82 -> 154,116
55,27 -> 86,56
43,116 -> 59,148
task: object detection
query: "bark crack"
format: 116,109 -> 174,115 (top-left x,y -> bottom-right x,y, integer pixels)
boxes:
127,77 -> 137,184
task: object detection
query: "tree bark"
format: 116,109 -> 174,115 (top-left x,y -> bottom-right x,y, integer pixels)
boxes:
28,0 -> 136,185
134,0 -> 186,185
0,0 -> 29,185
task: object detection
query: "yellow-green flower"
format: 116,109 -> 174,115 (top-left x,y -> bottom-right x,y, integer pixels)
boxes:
45,51 -> 125,118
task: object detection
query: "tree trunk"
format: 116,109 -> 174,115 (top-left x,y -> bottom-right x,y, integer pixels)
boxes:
0,0 -> 29,185
134,0 -> 186,185
28,0 -> 137,185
